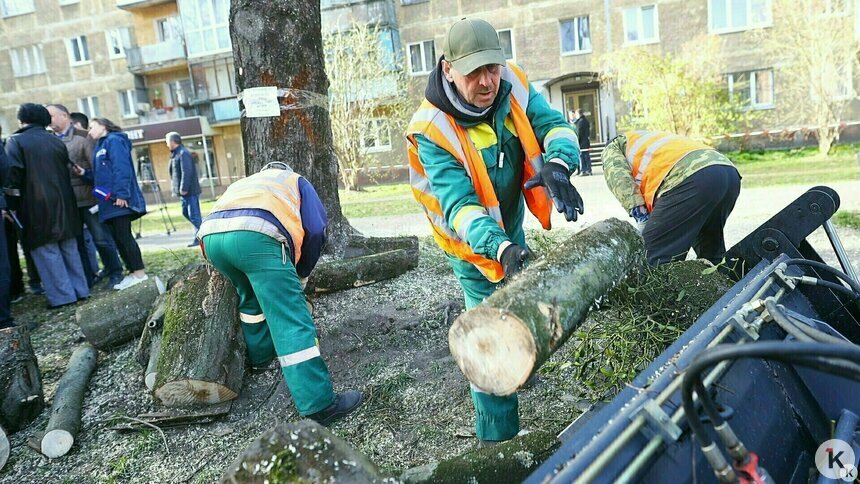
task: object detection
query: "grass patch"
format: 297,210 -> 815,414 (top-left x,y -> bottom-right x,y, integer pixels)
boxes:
728,144 -> 860,188
141,247 -> 202,276
340,184 -> 420,219
834,210 -> 860,231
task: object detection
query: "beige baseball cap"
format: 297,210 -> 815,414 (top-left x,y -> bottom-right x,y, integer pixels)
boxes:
443,18 -> 506,75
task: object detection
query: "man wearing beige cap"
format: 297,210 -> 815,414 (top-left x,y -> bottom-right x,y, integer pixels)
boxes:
406,18 -> 585,444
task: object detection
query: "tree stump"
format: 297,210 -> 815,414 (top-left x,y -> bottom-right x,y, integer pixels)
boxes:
221,420 -> 386,483
0,326 -> 44,434
400,431 -> 559,483
38,344 -> 98,458
76,277 -> 165,350
154,267 -> 244,407
306,247 -> 419,294
449,218 -> 644,396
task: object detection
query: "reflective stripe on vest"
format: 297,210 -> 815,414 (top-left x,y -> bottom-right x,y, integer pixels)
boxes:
208,169 -> 306,264
405,61 -> 553,282
625,130 -> 713,211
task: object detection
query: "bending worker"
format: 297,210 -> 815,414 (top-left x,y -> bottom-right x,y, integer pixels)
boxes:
602,131 -> 741,265
406,18 -> 584,444
197,162 -> 362,425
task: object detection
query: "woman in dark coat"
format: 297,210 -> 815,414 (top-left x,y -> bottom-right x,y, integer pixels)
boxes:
4,103 -> 89,308
76,118 -> 148,290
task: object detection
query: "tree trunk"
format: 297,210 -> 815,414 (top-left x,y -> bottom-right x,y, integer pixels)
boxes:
230,0 -> 354,250
400,431 -> 559,483
306,247 -> 419,294
76,277 -> 164,350
221,420 -> 386,483
0,425 -> 9,472
449,218 -> 644,396
39,343 -> 98,459
134,292 -> 167,367
154,267 -> 245,407
144,332 -> 162,391
343,235 -> 419,258
0,326 -> 44,434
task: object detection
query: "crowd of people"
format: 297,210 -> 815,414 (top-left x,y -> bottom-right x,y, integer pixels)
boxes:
0,103 -> 150,329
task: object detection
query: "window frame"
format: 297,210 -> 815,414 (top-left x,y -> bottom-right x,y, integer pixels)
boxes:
67,35 -> 91,66
622,4 -> 660,46
727,69 -> 775,110
708,0 -> 773,34
9,44 -> 46,78
156,16 -> 183,42
77,96 -> 100,119
559,16 -> 593,56
105,28 -> 132,60
179,0 -> 231,59
497,28 -> 516,63
360,118 -> 392,154
119,89 -> 137,119
0,0 -> 34,18
406,39 -> 435,76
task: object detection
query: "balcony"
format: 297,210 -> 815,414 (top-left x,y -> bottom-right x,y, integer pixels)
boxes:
139,106 -> 188,124
116,0 -> 174,10
125,38 -> 187,74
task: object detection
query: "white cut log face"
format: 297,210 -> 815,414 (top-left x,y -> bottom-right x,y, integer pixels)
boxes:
41,429 -> 74,459
0,426 -> 8,471
144,372 -> 157,391
154,380 -> 238,407
448,307 -> 536,396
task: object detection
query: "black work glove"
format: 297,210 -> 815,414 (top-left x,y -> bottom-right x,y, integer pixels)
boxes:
499,243 -> 531,279
523,162 -> 585,222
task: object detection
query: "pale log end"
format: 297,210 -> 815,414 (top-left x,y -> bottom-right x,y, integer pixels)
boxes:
41,429 -> 74,459
154,380 -> 238,407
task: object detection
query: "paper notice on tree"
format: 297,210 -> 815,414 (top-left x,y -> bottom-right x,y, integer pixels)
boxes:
242,87 -> 281,118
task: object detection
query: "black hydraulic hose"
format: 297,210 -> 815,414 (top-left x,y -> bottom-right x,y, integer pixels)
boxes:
785,258 -> 860,295
788,315 -> 852,346
811,279 -> 860,300
681,342 -> 860,449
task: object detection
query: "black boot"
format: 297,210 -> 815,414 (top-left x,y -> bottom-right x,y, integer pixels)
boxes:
307,390 -> 363,426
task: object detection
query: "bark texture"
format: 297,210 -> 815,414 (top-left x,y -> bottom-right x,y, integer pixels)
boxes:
39,343 -> 98,458
154,267 -> 244,407
449,218 -> 644,395
229,0 -> 353,250
221,420 -> 386,483
76,277 -> 163,350
306,248 -> 419,294
343,235 -> 419,259
400,431 -> 559,483
0,326 -> 44,433
144,332 -> 162,391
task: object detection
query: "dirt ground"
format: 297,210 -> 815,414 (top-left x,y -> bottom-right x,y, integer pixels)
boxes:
0,231 -> 745,483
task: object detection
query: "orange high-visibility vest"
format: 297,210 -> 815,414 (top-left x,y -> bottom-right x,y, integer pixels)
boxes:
207,169 -> 306,264
405,61 -> 554,282
625,130 -> 713,211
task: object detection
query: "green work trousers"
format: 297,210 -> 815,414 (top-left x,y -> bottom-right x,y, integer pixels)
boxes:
448,255 -> 520,442
202,230 -> 335,416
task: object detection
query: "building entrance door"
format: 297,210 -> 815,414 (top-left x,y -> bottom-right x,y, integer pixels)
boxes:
563,89 -> 601,143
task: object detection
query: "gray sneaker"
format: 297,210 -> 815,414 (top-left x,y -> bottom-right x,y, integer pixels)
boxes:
307,390 -> 363,426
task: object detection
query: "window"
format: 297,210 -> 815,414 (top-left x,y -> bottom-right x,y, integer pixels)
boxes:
77,96 -> 100,118
709,0 -> 772,32
498,29 -> 515,62
106,28 -> 133,59
190,58 -> 236,100
179,0 -> 230,58
560,16 -> 592,54
812,63 -> 855,100
401,0 -> 429,4
0,0 -> 34,17
67,35 -> 90,65
378,27 -> 402,71
157,16 -> 183,42
727,69 -> 774,109
119,89 -> 137,118
623,5 -> 659,45
361,119 -> 391,153
9,45 -> 46,77
407,40 -> 435,75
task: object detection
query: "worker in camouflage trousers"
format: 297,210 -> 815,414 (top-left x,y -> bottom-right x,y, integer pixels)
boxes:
406,18 -> 584,444
602,131 -> 741,265
197,162 -> 362,426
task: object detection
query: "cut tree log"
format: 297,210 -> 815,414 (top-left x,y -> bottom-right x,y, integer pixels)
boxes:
39,343 -> 98,458
76,276 -> 165,350
306,247 -> 419,294
135,292 -> 167,367
154,267 -> 244,407
449,218 -> 644,396
0,326 -> 44,434
221,419 -> 386,483
343,235 -> 419,258
0,425 -> 8,472
144,332 -> 162,391
400,430 -> 559,483
108,402 -> 232,432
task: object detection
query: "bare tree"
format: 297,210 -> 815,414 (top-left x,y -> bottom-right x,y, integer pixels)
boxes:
229,0 -> 353,247
759,0 -> 859,155
324,21 -> 412,191
600,35 -> 750,140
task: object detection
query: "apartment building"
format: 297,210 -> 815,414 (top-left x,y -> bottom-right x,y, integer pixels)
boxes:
0,0 -> 138,136
397,0 -> 860,148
